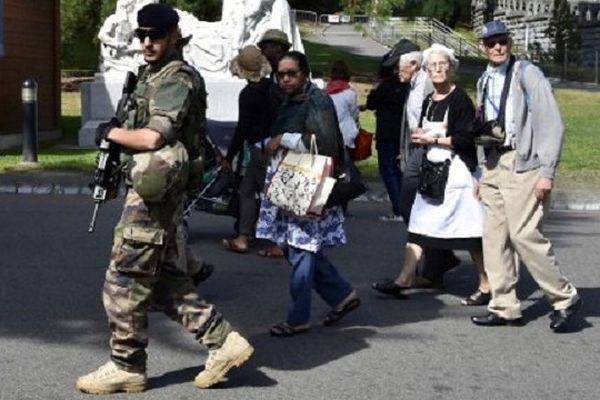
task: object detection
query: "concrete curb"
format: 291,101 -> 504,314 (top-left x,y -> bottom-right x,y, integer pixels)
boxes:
1,178 -> 599,212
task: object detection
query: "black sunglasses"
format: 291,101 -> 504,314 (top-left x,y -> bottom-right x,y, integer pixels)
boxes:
276,69 -> 301,79
484,37 -> 509,48
135,28 -> 168,41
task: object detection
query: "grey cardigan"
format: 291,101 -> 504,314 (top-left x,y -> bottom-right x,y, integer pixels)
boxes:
476,59 -> 564,178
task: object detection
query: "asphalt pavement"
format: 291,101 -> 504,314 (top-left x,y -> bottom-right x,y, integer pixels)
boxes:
0,194 -> 599,400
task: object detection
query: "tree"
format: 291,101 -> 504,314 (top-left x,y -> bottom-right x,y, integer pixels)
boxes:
61,0 -> 103,68
421,0 -> 469,28
546,0 -> 581,64
340,0 -> 405,17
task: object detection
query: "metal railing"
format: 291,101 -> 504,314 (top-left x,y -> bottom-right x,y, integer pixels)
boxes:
317,14 -> 370,25
367,17 -> 483,58
292,9 -> 318,25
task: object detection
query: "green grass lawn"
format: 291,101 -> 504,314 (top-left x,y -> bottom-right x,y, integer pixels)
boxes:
0,92 -> 96,172
1,38 -> 598,186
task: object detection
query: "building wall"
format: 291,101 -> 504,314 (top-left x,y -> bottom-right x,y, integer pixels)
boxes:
472,0 -> 600,66
0,0 -> 60,137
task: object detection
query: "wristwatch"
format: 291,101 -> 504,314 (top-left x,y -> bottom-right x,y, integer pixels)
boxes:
434,138 -> 438,145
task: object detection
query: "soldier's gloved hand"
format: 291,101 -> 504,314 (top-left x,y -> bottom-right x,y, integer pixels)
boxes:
95,117 -> 120,146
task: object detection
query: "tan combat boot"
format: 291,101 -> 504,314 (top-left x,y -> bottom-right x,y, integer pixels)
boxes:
194,331 -> 254,388
76,361 -> 147,394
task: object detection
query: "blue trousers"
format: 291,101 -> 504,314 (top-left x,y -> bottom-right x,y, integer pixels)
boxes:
376,139 -> 403,215
285,246 -> 353,326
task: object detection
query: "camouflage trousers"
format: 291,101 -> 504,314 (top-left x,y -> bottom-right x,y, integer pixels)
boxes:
103,189 -> 231,373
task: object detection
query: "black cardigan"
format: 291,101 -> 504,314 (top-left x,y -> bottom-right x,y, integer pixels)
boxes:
419,87 -> 477,171
226,78 -> 272,162
365,77 -> 409,140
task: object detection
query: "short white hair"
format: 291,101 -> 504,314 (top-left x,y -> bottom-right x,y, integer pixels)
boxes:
399,51 -> 423,67
422,43 -> 459,71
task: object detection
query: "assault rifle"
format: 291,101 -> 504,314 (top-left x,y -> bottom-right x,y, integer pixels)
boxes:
88,71 -> 137,233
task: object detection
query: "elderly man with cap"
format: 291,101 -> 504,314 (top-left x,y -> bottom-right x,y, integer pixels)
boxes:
471,20 -> 581,331
76,4 -> 253,394
221,45 -> 273,253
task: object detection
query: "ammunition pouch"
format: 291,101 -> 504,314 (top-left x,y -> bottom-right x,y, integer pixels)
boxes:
129,141 -> 189,203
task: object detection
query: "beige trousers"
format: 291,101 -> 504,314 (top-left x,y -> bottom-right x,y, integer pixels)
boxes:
480,150 -> 578,319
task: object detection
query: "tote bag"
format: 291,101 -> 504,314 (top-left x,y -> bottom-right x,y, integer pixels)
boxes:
266,136 -> 334,217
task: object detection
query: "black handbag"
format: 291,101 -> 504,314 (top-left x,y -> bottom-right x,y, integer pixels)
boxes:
417,156 -> 451,203
326,178 -> 367,208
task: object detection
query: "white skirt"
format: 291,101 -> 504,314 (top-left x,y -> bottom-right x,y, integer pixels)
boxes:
409,156 -> 483,240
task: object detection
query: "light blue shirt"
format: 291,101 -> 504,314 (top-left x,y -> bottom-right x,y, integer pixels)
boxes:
483,59 -> 510,122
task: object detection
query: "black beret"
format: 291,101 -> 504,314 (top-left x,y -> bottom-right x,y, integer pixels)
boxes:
137,3 -> 179,32
382,39 -> 420,67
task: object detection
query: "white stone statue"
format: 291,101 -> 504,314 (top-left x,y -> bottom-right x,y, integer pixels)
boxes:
98,0 -> 304,80
97,0 -> 154,75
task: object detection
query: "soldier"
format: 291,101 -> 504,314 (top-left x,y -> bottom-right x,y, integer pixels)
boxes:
76,4 -> 253,394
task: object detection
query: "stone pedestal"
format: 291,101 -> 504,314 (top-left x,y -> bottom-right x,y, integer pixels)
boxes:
78,72 -> 246,150
79,73 -> 126,148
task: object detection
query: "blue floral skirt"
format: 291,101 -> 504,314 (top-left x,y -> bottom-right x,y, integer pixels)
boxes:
256,166 -> 347,253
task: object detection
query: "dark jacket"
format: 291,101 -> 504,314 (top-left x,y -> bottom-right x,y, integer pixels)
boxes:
272,82 -> 345,175
366,77 -> 409,140
226,78 -> 271,162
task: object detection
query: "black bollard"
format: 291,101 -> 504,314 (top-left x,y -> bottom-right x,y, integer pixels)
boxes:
21,78 -> 38,163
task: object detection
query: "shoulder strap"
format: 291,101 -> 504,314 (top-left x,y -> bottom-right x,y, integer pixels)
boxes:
496,55 -> 516,129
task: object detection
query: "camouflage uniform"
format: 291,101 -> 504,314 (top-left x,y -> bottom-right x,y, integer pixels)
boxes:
103,53 -> 231,373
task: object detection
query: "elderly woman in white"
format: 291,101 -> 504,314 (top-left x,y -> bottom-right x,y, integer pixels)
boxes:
372,44 -> 490,306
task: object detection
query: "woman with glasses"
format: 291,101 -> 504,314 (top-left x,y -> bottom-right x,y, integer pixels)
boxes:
371,44 -> 490,306
256,51 -> 361,337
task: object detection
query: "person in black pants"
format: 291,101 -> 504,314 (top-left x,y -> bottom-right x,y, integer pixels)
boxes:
221,45 -> 273,253
362,55 -> 409,222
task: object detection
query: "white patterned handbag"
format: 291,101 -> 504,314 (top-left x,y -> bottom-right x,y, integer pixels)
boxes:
266,135 -> 334,217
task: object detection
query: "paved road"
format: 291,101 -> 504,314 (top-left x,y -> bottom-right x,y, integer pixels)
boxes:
1,194 -> 599,399
305,24 -> 390,58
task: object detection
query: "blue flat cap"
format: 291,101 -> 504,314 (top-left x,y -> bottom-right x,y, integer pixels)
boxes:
479,20 -> 509,39
137,3 -> 179,32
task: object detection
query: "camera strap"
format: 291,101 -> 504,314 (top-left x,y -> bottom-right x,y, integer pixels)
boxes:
482,55 -> 516,130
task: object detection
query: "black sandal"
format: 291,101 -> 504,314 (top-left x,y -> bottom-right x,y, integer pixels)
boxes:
371,280 -> 409,299
461,290 -> 491,306
323,298 -> 362,326
269,322 -> 309,337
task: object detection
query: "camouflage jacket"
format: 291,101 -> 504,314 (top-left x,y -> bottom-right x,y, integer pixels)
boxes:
124,53 -> 207,192
126,53 -> 206,158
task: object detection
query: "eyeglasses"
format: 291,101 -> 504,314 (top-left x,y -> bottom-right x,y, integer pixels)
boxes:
426,61 -> 449,71
276,69 -> 300,79
484,37 -> 509,48
135,28 -> 168,41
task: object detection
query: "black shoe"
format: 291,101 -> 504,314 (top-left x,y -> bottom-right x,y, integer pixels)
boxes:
192,263 -> 214,285
461,290 -> 491,306
550,298 -> 582,333
471,313 -> 524,327
371,280 -> 409,299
